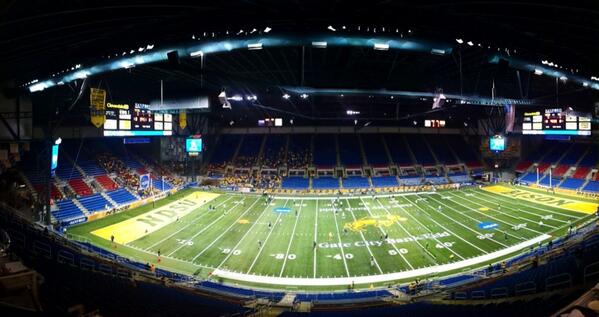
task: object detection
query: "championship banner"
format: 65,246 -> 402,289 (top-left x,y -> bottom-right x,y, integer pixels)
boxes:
90,88 -> 107,128
179,110 -> 187,129
139,173 -> 151,190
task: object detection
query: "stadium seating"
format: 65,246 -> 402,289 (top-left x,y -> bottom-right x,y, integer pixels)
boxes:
578,145 -> 598,167
287,134 -> 311,168
32,183 -> 64,200
281,177 -> 309,189
152,178 -> 173,191
448,172 -> 472,183
338,135 -> 363,167
384,134 -> 413,166
312,176 -> 340,189
519,172 -> 537,184
106,188 -> 137,205
398,176 -> 421,186
551,165 -> 570,178
541,143 -> 570,163
53,199 -> 85,221
77,160 -> 106,177
405,135 -> 435,165
210,134 -> 241,164
342,176 -> 370,188
361,134 -> 389,166
54,164 -> 83,180
582,180 -> 599,193
95,175 -> 118,190
261,134 -> 286,168
515,161 -> 532,173
538,175 -> 560,187
424,176 -> 448,184
68,179 -> 93,196
559,143 -> 587,165
536,162 -> 551,174
235,134 -> 263,167
78,193 -> 112,213
558,178 -> 584,190
371,175 -> 399,187
313,134 -> 337,167
572,166 -> 591,179
427,136 -> 457,164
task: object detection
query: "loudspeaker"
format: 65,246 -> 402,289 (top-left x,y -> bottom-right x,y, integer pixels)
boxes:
167,51 -> 180,66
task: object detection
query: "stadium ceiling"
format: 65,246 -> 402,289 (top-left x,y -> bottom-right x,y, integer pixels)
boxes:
3,0 -> 598,124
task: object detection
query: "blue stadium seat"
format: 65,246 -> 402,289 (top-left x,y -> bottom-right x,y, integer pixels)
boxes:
582,180 -> 599,193
281,177 -> 309,189
558,178 -> 584,190
106,188 -> 138,205
371,176 -> 399,187
342,176 -> 370,188
338,135 -> 363,166
152,179 -> 173,191
425,176 -> 448,184
53,199 -> 85,221
78,193 -> 112,213
398,177 -> 421,186
77,160 -> 106,176
313,134 -> 337,167
405,135 -> 435,165
312,177 -> 340,189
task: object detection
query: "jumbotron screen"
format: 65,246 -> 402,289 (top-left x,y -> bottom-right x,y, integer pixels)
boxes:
103,103 -> 173,136
522,108 -> 591,136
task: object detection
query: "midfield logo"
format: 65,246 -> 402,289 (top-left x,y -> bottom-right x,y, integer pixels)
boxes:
344,215 -> 407,232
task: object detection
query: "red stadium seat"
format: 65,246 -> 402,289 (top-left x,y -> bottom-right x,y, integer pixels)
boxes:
572,167 -> 590,179
95,175 -> 118,190
552,165 -> 570,178
68,179 -> 93,196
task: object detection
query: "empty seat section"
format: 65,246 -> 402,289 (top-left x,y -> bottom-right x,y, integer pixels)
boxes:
559,144 -> 586,165
578,146 -> 598,167
68,179 -> 92,196
552,165 -> 570,178
558,178 -> 584,190
281,177 -> 309,189
405,135 -> 435,165
541,143 -> 570,163
338,134 -> 363,167
385,135 -> 412,166
342,176 -> 370,188
362,134 -> 388,166
313,134 -> 337,167
398,177 -> 421,186
312,177 -> 339,189
515,161 -> 533,173
53,199 -> 85,221
210,135 -> 242,164
371,176 -> 399,187
572,167 -> 591,179
152,178 -> 173,191
428,136 -> 457,164
78,193 -> 111,213
235,134 -> 263,167
582,180 -> 599,193
77,160 -> 106,176
106,188 -> 137,205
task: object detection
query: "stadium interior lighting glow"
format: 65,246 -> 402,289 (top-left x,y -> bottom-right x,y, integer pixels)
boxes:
54,137 -> 62,145
229,95 -> 243,101
455,38 -> 463,44
282,93 -> 291,99
263,27 -> 272,33
346,110 -> 360,115
121,61 -> 135,69
312,41 -> 327,48
138,47 -> 144,52
327,25 -> 336,32
248,43 -> 263,50
190,50 -> 204,57
373,43 -> 390,51
559,76 -> 568,82
300,93 -> 309,99
246,95 -> 257,101
534,69 -> 543,75
583,82 -> 589,87
466,41 -> 474,46
237,29 -> 244,35
146,44 -> 154,50
250,28 -> 257,34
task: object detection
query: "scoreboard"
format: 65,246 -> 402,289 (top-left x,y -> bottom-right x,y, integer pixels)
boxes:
522,108 -> 591,136
104,103 -> 173,136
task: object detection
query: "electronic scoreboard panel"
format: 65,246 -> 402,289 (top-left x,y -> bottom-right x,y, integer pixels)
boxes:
522,108 -> 591,136
103,103 -> 173,136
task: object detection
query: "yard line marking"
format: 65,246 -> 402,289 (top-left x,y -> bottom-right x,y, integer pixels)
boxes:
411,194 -> 509,248
331,199 -> 351,277
145,195 -> 235,251
213,199 -> 285,269
395,195 -> 493,253
246,201 -> 289,274
165,197 -> 247,257
447,191 -> 559,229
191,197 -> 263,262
345,199 -> 384,274
427,194 -> 544,236
375,197 -> 467,261
472,189 -> 580,222
279,200 -> 304,277
125,243 -> 216,270
359,197 -> 414,270
313,199 -> 318,278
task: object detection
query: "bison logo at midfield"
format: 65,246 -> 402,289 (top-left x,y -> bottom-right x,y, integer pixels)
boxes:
344,215 -> 407,232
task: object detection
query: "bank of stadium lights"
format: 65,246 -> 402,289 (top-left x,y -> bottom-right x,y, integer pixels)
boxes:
246,95 -> 257,101
373,43 -> 390,51
264,27 -> 272,33
346,110 -> 360,115
312,41 -> 327,48
559,76 -> 568,82
327,25 -> 336,32
466,41 -> 474,46
282,93 -> 290,100
591,76 -> 599,81
250,28 -> 257,34
534,69 -> 544,76
190,50 -> 204,58
248,43 -> 263,50
300,93 -> 309,99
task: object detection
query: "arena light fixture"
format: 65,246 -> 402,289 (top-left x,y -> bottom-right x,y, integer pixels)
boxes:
300,93 -> 309,99
455,38 -> 463,44
264,27 -> 272,33
282,93 -> 291,99
246,95 -> 258,101
466,41 -> 474,46
248,43 -> 263,50
146,44 -> 154,50
230,95 -> 243,101
534,69 -> 543,75
327,25 -> 336,32
373,43 -> 389,51
559,76 -> 568,82
312,41 -> 327,48
190,50 -> 204,57
583,82 -> 589,87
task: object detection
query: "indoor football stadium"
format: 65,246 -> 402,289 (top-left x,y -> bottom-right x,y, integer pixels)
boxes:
0,1 -> 598,317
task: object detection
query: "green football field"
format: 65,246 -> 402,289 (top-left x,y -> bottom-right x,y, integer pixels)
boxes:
68,184 -> 597,291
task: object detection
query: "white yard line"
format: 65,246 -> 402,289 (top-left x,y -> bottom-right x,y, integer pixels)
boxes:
191,198 -> 263,262
374,197 -> 467,261
331,199 -> 351,277
147,196 -> 236,252
126,243 -> 215,269
448,191 -> 558,229
427,194 -> 544,236
473,189 -> 581,221
345,198 -> 384,274
273,191 -> 436,201
397,195 -> 496,252
246,201 -> 289,274
313,199 -> 318,278
212,199 -> 285,269
358,197 -> 414,270
212,234 -> 551,286
279,200 -> 304,277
